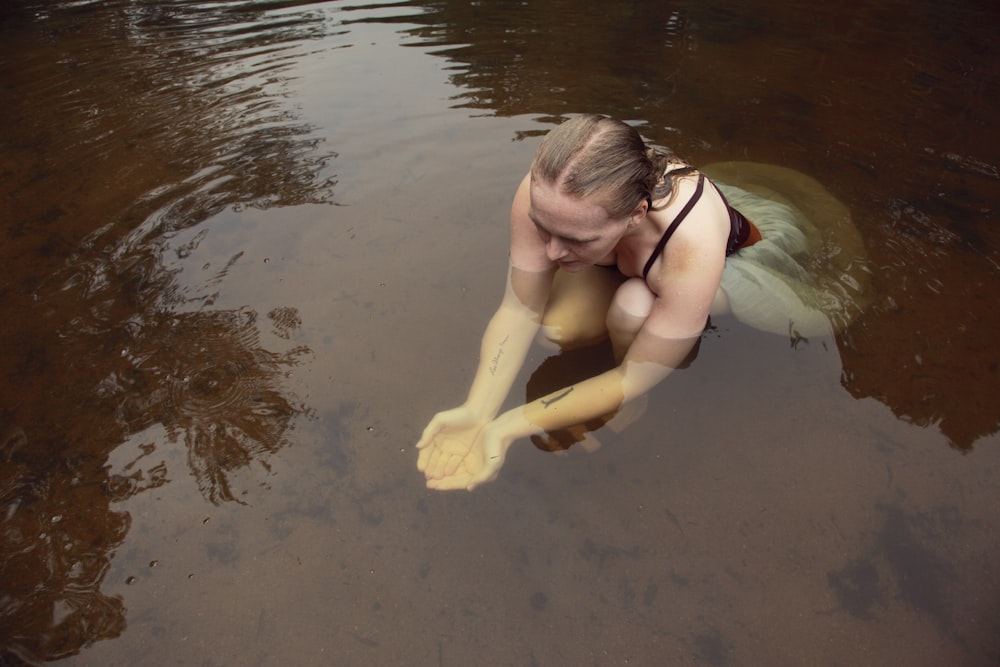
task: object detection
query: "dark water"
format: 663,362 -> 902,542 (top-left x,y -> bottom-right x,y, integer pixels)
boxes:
1,0 -> 998,664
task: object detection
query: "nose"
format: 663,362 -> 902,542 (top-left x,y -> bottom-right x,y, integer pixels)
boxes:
545,237 -> 569,261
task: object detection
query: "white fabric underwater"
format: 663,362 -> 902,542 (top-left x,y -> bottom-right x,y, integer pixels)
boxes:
703,162 -> 870,338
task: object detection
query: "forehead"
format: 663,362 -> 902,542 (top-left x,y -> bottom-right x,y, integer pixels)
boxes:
528,179 -> 612,233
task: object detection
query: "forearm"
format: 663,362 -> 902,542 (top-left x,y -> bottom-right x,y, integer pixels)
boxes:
508,367 -> 628,437
495,333 -> 698,438
461,303 -> 540,421
460,263 -> 552,420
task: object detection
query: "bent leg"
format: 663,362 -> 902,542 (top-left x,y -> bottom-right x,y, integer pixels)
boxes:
602,278 -> 657,436
606,277 -> 655,363
530,268 -> 623,453
540,267 -> 625,350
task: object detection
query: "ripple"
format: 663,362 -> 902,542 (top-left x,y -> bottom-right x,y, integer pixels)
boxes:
169,359 -> 261,420
267,306 -> 302,339
161,308 -> 263,421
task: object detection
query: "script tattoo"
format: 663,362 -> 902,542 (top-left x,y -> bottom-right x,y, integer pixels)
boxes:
488,335 -> 510,376
540,387 -> 574,407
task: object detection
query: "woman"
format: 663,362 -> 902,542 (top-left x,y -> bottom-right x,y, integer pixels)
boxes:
416,114 -> 861,490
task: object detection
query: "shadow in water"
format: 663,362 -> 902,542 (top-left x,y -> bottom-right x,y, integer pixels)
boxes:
827,503 -> 963,635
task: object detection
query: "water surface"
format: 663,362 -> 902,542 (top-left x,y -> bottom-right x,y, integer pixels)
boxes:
1,0 -> 998,664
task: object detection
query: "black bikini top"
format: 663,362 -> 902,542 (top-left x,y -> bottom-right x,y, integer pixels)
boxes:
641,173 -> 754,280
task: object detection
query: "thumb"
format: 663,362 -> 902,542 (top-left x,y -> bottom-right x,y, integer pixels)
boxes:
466,449 -> 505,491
415,417 -> 444,450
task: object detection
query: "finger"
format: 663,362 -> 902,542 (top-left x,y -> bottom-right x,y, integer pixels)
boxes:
428,473 -> 474,491
427,448 -> 459,480
415,419 -> 443,450
424,446 -> 446,479
416,445 -> 432,472
443,452 -> 464,477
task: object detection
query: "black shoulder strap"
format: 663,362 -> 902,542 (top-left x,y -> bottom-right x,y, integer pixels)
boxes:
642,174 -> 705,280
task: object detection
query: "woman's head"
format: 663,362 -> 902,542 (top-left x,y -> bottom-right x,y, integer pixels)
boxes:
530,115 -> 671,219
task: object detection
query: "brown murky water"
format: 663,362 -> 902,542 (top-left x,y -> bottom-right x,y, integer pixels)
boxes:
2,0 -> 998,664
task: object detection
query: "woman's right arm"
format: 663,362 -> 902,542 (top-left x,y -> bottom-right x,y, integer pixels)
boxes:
463,172 -> 556,417
461,263 -> 553,420
445,172 -> 555,419
416,174 -> 554,477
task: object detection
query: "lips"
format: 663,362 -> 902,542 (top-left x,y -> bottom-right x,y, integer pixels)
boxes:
558,260 -> 585,271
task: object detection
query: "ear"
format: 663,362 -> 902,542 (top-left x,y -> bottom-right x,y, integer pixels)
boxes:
627,200 -> 648,228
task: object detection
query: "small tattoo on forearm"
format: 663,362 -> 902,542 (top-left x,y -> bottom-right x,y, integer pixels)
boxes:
540,387 -> 574,407
488,335 -> 510,376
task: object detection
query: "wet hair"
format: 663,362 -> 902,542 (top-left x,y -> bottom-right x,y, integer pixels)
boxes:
530,114 -> 695,219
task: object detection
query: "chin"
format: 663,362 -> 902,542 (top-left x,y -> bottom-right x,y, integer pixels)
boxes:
557,260 -> 589,272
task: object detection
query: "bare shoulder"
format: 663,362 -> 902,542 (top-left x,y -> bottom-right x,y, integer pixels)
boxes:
509,172 -> 550,271
645,175 -> 729,286
510,173 -> 532,221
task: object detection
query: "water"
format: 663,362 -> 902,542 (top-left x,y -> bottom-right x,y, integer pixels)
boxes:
1,0 -> 998,664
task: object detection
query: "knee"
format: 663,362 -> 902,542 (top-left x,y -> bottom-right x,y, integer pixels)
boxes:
539,268 -> 622,350
540,302 -> 608,350
607,278 -> 654,333
539,319 -> 606,350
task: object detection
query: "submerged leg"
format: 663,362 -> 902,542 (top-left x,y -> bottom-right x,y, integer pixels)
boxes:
600,277 -> 658,435
528,267 -> 625,453
539,266 -> 625,350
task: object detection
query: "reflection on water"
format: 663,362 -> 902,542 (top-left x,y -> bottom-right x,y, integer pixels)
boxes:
1,0 -> 998,664
2,427 -> 129,663
1,280 -> 308,662
1,0 -> 321,662
0,197 -> 312,663
108,305 -> 309,504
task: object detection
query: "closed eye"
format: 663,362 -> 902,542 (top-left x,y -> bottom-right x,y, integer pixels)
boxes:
532,221 -> 551,241
529,216 -> 597,245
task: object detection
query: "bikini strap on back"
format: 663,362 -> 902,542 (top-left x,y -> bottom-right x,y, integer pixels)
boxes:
642,174 -> 706,280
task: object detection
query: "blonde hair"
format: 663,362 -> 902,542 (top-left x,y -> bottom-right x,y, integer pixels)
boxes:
530,115 -> 689,218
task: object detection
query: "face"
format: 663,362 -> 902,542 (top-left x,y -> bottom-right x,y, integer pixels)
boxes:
528,179 -> 643,271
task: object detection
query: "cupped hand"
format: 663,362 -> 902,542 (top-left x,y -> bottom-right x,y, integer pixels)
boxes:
416,406 -> 486,479
416,409 -> 511,491
428,425 -> 512,490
